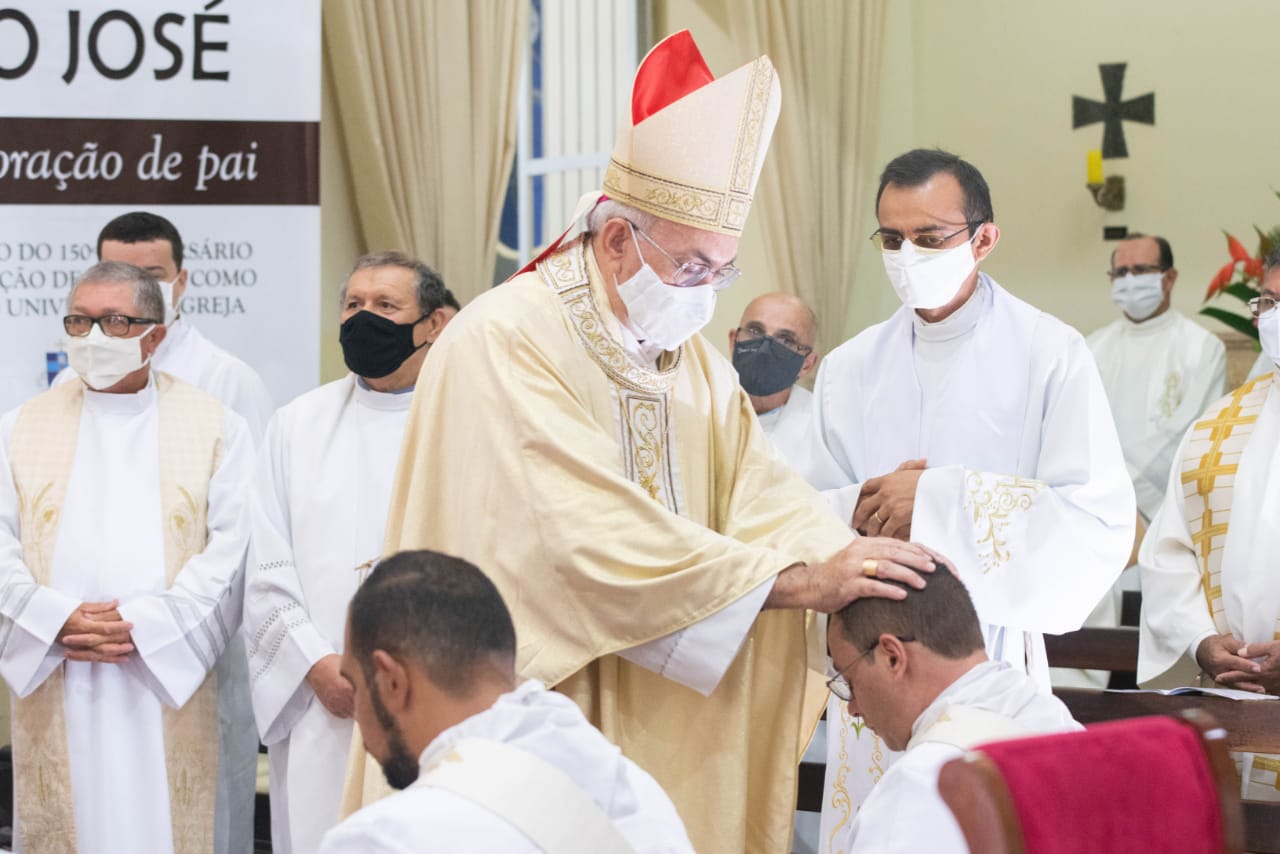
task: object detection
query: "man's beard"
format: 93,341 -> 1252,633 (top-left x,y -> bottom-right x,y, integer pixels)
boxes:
371,683 -> 419,790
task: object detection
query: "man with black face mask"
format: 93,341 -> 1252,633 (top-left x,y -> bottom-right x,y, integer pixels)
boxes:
729,292 -> 824,480
244,251 -> 457,854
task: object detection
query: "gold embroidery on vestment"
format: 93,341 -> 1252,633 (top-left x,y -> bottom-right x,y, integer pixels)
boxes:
965,473 -> 1044,573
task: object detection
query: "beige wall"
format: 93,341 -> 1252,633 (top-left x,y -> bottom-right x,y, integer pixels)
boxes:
655,0 -> 1279,359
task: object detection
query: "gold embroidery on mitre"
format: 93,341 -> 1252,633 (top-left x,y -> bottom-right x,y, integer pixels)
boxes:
1179,374 -> 1271,630
965,473 -> 1044,574
729,58 -> 774,197
603,159 -> 746,235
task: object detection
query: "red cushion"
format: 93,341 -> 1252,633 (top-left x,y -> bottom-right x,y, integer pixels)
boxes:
977,717 -> 1222,854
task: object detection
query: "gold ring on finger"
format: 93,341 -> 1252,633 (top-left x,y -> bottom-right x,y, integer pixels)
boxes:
862,559 -> 878,578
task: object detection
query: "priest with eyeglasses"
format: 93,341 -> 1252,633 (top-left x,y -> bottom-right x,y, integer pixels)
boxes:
0,261 -> 253,853
341,31 -> 946,854
805,148 -> 1135,853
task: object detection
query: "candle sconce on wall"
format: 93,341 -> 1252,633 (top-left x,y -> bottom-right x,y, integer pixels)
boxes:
1087,176 -> 1125,211
1084,149 -> 1124,211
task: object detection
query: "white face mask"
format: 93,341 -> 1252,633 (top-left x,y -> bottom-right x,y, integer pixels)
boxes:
1111,272 -> 1165,321
615,231 -> 717,351
157,278 -> 179,325
1259,307 -> 1280,370
881,232 -> 979,310
66,324 -> 154,390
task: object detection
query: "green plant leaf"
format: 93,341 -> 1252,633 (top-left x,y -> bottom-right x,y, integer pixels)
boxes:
1200,306 -> 1260,340
1223,282 -> 1261,303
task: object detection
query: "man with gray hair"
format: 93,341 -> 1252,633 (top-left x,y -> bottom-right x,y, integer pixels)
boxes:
351,32 -> 943,854
245,251 -> 458,854
0,261 -> 254,852
1139,245 -> 1280,798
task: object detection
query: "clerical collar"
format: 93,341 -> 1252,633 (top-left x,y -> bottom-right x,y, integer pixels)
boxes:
911,275 -> 991,342
354,375 -> 415,410
82,372 -> 157,414
1120,306 -> 1176,334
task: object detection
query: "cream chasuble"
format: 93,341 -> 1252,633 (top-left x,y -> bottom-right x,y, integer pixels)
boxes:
342,239 -> 852,854
808,277 -> 1134,853
246,375 -> 412,854
1087,309 -> 1226,522
0,373 -> 252,853
1139,372 -> 1280,799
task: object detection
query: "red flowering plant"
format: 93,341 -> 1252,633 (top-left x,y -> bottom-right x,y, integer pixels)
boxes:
1202,223 -> 1280,341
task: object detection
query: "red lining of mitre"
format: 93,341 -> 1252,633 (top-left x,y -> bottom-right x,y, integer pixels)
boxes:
631,30 -> 714,125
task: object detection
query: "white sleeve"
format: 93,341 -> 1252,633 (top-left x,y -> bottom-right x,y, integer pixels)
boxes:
0,410 -> 81,698
243,412 -> 335,743
118,409 -> 253,709
1137,427 -> 1218,685
911,338 -> 1136,635
617,577 -> 774,696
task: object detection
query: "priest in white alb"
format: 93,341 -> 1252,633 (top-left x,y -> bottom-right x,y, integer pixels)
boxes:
1140,248 -> 1280,799
341,31 -> 947,854
730,292 -> 831,484
0,261 -> 252,854
245,252 -> 457,854
54,212 -> 275,853
1088,233 -> 1226,524
806,149 -> 1134,852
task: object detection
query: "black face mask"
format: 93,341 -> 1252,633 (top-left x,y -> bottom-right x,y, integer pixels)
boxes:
732,335 -> 806,397
339,310 -> 427,379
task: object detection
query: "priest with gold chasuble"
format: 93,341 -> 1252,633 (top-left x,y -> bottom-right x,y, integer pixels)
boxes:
340,31 -> 942,853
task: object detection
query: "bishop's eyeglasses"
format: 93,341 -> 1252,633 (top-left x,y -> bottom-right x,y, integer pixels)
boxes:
629,222 -> 743,290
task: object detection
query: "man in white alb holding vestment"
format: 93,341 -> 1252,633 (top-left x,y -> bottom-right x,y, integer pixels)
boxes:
1140,249 -> 1280,799
341,31 -> 947,854
245,252 -> 458,854
0,261 -> 252,853
807,149 -> 1135,853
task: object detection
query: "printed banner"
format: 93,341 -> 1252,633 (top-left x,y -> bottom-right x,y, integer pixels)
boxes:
0,1 -> 321,412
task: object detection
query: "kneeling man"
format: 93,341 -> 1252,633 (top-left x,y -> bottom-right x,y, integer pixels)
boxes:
828,568 -> 1080,853
319,550 -> 694,853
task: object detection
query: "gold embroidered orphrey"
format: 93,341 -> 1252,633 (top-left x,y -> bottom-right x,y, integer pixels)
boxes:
538,241 -> 685,515
7,375 -> 224,853
964,472 -> 1045,574
1178,372 -> 1277,792
1178,373 -> 1272,634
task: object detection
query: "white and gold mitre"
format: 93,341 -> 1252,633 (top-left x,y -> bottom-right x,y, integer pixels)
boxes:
602,29 -> 781,236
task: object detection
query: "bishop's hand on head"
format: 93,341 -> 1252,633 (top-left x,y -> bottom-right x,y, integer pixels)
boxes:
765,536 -> 940,614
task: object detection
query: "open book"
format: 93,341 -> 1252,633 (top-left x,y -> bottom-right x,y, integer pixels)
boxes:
1106,686 -> 1279,701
